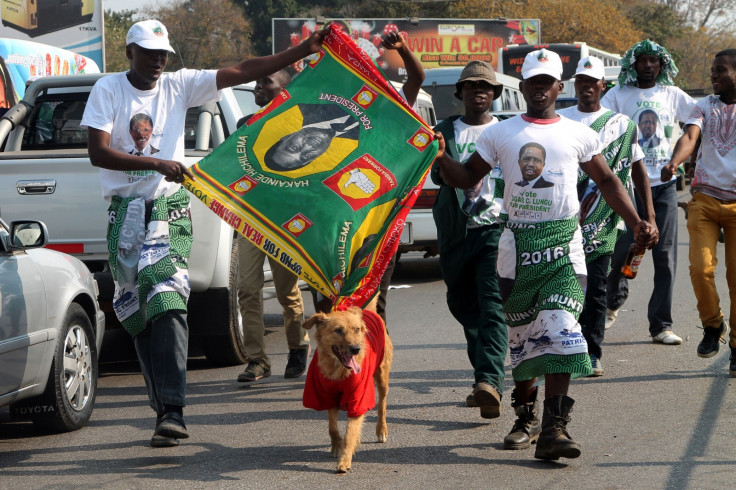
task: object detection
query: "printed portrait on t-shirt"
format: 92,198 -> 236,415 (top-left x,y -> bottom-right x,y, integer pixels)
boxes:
515,142 -> 554,189
637,109 -> 661,149
632,106 -> 676,168
128,113 -> 159,157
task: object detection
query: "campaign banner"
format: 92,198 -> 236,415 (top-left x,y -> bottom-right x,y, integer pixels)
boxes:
273,18 -> 541,81
185,24 -> 438,308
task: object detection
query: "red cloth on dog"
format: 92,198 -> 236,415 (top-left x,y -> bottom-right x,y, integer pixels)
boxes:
303,310 -> 386,418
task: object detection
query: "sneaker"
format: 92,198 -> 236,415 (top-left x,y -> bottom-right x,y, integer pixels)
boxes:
605,309 -> 619,330
284,347 -> 310,378
730,348 -> 736,377
473,382 -> 501,419
237,360 -> 271,382
697,322 -> 727,358
151,415 -> 179,447
588,354 -> 604,377
652,330 -> 683,345
155,411 -> 189,440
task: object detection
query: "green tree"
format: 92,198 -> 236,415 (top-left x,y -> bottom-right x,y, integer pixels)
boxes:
142,0 -> 252,69
617,0 -> 687,46
243,0 -> 301,56
104,9 -> 138,72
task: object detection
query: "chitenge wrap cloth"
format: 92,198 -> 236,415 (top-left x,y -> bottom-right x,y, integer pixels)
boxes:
498,217 -> 592,381
107,187 -> 192,336
578,110 -> 636,263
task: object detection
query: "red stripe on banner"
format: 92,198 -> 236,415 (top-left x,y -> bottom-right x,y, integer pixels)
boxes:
45,243 -> 84,254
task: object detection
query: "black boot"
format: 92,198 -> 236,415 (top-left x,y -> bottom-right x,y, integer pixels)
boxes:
730,348 -> 736,378
534,394 -> 581,461
504,388 -> 541,450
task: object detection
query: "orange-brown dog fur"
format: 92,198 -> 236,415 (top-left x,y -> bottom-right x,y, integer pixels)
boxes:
302,298 -> 393,474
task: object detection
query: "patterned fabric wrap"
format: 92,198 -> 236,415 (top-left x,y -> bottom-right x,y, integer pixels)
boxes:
619,40 -> 679,87
577,111 -> 636,262
501,217 -> 592,381
107,187 -> 192,336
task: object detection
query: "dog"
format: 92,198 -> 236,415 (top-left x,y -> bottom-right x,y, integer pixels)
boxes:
302,301 -> 393,474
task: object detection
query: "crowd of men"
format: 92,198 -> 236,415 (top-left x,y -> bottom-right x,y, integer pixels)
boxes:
82,19 -> 736,461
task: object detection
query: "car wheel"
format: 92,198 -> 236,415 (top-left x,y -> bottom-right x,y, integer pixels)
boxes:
201,238 -> 248,365
24,303 -> 98,432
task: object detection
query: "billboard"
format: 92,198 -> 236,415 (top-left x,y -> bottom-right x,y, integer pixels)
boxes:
273,18 -> 541,82
0,38 -> 100,108
0,0 -> 103,70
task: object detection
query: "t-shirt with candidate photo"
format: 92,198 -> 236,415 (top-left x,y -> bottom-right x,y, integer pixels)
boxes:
81,69 -> 220,201
474,114 -> 602,224
601,84 -> 695,187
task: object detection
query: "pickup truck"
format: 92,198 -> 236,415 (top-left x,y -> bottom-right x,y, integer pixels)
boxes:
0,74 -> 253,366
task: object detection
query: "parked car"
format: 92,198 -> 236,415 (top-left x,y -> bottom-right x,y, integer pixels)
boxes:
0,215 -> 105,431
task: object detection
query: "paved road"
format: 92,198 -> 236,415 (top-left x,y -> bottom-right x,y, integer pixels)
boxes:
2,188 -> 735,489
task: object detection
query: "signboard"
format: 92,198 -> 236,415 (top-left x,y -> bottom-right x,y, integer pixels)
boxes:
0,0 -> 103,70
0,38 -> 100,107
273,18 -> 540,81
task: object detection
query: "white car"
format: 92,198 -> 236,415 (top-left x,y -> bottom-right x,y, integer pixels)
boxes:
0,216 -> 105,431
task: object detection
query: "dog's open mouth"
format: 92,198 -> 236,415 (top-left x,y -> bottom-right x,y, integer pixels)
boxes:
332,346 -> 361,374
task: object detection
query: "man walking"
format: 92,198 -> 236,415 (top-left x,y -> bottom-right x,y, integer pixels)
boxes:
602,40 -> 696,344
431,61 -> 508,421
663,49 -> 736,372
82,19 -> 325,446
436,49 -> 656,460
559,56 -> 658,376
237,69 -> 311,383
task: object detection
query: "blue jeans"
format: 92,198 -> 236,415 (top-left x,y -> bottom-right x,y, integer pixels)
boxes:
581,254 -> 611,359
134,310 -> 189,413
607,181 -> 677,336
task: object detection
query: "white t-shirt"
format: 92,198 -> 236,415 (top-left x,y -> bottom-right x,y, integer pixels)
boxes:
687,95 -> 736,200
601,84 -> 695,186
453,117 -> 503,227
475,115 -> 602,223
81,69 -> 221,201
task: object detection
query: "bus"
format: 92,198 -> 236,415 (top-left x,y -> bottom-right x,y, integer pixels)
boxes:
497,42 -> 621,81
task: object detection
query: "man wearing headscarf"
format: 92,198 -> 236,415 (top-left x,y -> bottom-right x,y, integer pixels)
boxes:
601,40 -> 695,345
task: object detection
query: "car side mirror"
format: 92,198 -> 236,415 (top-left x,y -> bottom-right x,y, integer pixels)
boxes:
10,220 -> 48,249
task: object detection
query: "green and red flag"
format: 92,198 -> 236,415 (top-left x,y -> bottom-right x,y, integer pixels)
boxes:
184,24 -> 438,308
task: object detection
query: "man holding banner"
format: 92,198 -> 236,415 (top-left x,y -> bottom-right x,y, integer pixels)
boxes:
82,19 -> 327,447
436,49 -> 656,460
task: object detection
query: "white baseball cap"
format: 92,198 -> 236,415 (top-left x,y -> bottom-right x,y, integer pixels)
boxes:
126,20 -> 176,53
521,48 -> 563,80
574,56 -> 605,80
